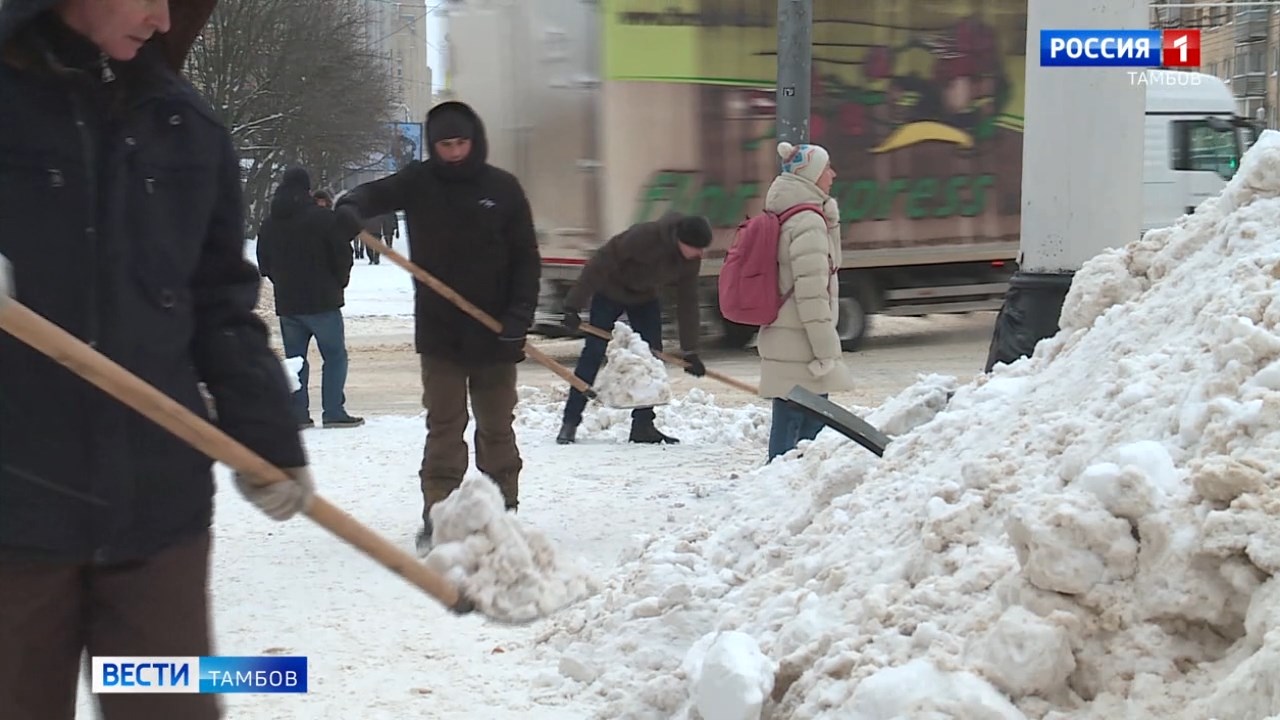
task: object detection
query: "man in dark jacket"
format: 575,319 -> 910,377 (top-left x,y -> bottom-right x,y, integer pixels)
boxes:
257,166 -> 363,429
335,101 -> 540,554
0,1 -> 315,718
556,212 -> 712,445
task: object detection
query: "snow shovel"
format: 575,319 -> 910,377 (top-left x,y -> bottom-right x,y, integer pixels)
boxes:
0,299 -> 500,620
357,231 -> 597,401
578,322 -> 759,396
783,385 -> 891,457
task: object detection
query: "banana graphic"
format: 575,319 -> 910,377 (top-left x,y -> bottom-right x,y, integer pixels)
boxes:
871,120 -> 974,153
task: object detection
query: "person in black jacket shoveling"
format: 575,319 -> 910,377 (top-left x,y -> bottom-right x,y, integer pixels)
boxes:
0,1 -> 315,718
257,166 -> 364,429
556,212 -> 712,445
335,101 -> 541,555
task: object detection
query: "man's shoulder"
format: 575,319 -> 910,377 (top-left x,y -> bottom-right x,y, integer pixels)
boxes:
156,68 -> 228,135
301,204 -> 340,226
482,165 -> 527,195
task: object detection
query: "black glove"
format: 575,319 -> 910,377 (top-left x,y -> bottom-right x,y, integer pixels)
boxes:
562,310 -> 581,331
333,203 -> 363,239
499,315 -> 528,344
683,352 -> 706,377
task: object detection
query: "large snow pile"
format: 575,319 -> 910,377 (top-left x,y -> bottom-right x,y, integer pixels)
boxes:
533,131 -> 1280,719
594,321 -> 672,409
424,474 -> 600,623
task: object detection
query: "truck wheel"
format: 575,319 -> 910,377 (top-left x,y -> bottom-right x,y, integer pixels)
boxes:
837,295 -> 871,351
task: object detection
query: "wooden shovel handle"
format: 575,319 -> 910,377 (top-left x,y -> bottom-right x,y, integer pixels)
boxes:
0,300 -> 471,614
358,231 -> 595,398
579,322 -> 759,396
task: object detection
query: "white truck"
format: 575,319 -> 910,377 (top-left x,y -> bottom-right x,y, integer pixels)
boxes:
442,1 -> 1256,349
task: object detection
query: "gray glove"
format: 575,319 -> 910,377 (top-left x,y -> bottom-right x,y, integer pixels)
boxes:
0,253 -> 12,305
233,466 -> 316,521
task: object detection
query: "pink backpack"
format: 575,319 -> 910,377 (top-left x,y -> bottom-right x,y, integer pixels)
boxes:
717,203 -> 825,326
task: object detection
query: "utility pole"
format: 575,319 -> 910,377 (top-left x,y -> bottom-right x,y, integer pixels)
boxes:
776,0 -> 813,151
984,0 -> 1148,371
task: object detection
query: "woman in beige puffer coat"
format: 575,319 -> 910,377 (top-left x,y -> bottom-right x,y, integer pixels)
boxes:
757,141 -> 853,461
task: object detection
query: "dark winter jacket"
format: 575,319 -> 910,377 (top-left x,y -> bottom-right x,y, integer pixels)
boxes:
0,0 -> 306,564
336,101 -> 540,364
256,182 -> 354,316
564,212 -> 703,352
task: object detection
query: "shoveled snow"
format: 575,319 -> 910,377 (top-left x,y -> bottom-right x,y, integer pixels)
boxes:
526,130 -> 1280,718
684,630 -> 776,720
281,356 -> 304,392
424,474 -> 600,623
594,321 -> 672,409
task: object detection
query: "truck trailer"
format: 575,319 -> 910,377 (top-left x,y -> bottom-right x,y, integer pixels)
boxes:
442,0 -> 1255,350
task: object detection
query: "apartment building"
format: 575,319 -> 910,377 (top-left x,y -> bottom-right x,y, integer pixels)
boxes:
365,0 -> 434,124
1151,0 -> 1279,126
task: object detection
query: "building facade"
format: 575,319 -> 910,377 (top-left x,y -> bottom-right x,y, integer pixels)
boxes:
365,0 -> 434,124
1151,0 -> 1279,127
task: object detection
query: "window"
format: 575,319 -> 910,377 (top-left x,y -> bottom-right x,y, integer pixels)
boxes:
1172,119 -> 1242,180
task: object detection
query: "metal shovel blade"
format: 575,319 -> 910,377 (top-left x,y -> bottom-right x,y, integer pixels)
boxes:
783,386 -> 891,457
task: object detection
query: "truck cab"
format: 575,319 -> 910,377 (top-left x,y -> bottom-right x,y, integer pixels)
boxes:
1142,69 -> 1256,232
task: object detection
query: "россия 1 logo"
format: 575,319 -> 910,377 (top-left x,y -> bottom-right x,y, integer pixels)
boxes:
1040,29 -> 1200,68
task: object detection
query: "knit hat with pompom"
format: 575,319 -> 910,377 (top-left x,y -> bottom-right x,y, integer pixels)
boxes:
777,141 -> 830,185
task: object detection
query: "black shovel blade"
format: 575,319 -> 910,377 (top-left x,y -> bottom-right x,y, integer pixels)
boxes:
783,386 -> 891,457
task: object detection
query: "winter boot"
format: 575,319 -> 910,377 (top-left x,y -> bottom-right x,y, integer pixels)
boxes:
629,418 -> 679,445
323,414 -> 365,429
556,421 -> 578,445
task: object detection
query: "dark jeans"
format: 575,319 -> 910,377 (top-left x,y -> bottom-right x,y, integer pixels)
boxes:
280,310 -> 350,422
418,355 -> 521,520
0,531 -> 220,720
768,396 -> 827,461
563,295 -> 663,426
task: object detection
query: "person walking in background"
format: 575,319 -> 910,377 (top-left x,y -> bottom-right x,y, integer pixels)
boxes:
257,166 -> 364,429
360,211 -> 398,265
555,212 -> 711,446
334,101 -> 540,554
0,1 -> 316,718
313,189 -> 334,209
380,211 -> 400,252
757,141 -> 852,461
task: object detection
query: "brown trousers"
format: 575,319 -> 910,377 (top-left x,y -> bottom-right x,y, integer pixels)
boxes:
0,530 -> 221,720
419,355 -> 522,520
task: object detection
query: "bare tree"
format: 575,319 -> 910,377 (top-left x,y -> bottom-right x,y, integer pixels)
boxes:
185,0 -> 399,233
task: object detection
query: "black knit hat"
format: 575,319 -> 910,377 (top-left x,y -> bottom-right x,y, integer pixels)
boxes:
675,216 -> 713,248
427,106 -> 475,144
281,166 -> 311,192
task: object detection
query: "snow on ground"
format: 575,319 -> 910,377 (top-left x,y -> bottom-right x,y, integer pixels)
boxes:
520,130 -> 1280,718
74,385 -> 784,719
